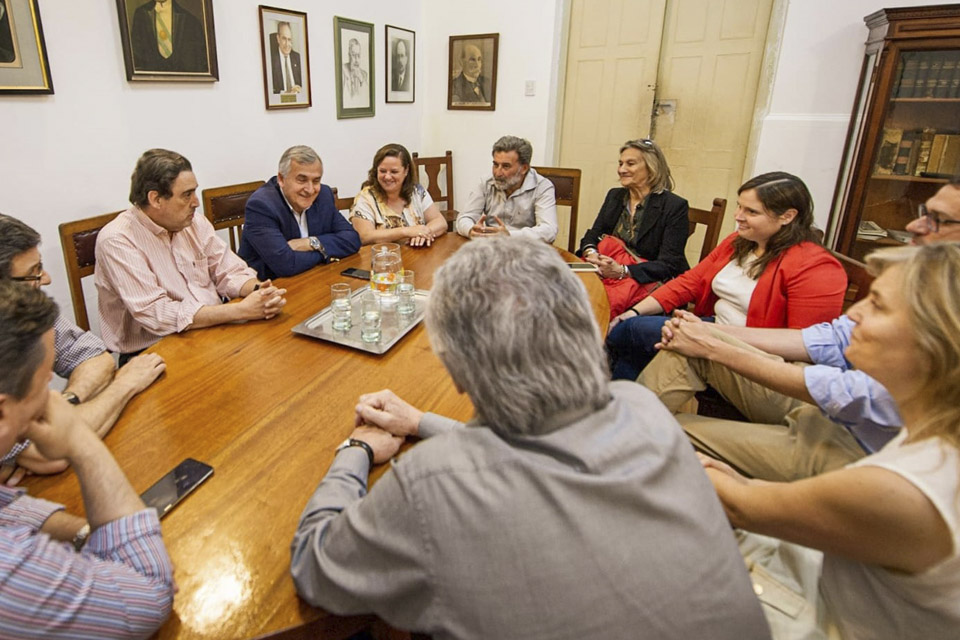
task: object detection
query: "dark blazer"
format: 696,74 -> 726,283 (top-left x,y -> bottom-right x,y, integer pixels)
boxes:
239,178 -> 361,280
270,42 -> 302,94
578,188 -> 690,284
130,0 -> 207,73
391,63 -> 410,92
451,72 -> 490,103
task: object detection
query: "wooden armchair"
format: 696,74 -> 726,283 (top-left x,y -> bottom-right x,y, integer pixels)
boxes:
330,187 -> 356,215
687,197 -> 726,263
201,181 -> 264,252
58,211 -> 122,331
830,250 -> 874,310
532,166 -> 581,253
412,150 -> 456,230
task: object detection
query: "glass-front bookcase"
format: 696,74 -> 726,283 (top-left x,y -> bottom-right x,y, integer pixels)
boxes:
828,5 -> 960,260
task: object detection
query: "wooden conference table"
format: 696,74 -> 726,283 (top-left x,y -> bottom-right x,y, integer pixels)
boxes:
25,233 -> 609,640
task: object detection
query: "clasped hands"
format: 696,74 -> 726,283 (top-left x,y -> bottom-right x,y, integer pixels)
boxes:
468,215 -> 509,238
582,250 -> 627,280
346,389 -> 424,464
239,279 -> 287,320
655,309 -> 719,359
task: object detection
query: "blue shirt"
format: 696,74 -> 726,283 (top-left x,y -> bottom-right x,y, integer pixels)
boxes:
801,315 -> 901,452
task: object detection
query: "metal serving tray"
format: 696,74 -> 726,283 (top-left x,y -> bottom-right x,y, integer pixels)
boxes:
291,287 -> 429,355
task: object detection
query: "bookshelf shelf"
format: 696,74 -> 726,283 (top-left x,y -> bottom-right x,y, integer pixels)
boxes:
829,5 -> 960,259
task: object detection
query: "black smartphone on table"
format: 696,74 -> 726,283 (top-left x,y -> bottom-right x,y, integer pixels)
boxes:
140,458 -> 214,519
340,267 -> 371,280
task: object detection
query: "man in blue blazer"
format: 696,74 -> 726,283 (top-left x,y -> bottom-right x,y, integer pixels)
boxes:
240,146 -> 360,280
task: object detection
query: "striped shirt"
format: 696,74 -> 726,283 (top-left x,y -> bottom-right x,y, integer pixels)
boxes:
53,313 -> 107,378
94,207 -> 256,353
0,486 -> 174,638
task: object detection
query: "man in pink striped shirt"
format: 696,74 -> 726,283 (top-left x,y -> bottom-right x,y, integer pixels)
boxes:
0,281 -> 174,638
96,149 -> 286,361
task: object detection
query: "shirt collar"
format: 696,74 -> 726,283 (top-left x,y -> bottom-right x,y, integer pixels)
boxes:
132,206 -> 172,237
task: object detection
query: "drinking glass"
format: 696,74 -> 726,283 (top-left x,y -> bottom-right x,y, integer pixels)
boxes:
370,243 -> 402,304
330,283 -> 352,331
360,292 -> 382,342
397,270 -> 416,316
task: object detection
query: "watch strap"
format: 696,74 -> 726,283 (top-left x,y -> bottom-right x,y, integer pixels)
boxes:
62,391 -> 81,405
72,523 -> 91,552
336,438 -> 375,468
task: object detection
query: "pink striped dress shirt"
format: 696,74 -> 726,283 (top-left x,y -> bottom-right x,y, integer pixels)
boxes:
95,207 -> 256,353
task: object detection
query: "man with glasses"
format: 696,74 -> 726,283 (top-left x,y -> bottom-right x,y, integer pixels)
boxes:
0,214 -> 165,484
638,177 -> 960,481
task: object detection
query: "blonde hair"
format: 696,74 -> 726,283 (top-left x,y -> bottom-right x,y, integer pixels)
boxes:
865,243 -> 960,447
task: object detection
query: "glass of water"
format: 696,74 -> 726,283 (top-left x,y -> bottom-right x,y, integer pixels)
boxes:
360,291 -> 382,342
330,283 -> 352,331
397,270 -> 415,316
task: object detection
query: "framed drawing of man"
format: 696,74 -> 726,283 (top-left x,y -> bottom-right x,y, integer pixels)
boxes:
0,0 -> 53,94
448,33 -> 498,111
385,24 -> 414,104
259,5 -> 311,110
115,0 -> 219,82
334,16 -> 374,119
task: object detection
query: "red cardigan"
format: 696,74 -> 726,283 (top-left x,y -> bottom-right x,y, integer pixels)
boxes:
651,233 -> 847,329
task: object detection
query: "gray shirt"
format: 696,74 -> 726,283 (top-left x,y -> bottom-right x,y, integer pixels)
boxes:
456,168 -> 558,243
290,382 -> 770,640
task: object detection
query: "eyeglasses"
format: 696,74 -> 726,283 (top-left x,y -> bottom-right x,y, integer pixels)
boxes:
10,261 -> 44,283
917,203 -> 960,233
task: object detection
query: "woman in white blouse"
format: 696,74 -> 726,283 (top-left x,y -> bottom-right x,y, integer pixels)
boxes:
690,242 -> 960,639
349,143 -> 447,247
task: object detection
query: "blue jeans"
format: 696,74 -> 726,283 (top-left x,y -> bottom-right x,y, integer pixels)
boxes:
606,315 -> 714,380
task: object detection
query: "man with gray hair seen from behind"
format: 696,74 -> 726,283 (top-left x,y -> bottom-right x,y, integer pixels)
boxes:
0,281 -> 174,638
456,135 -> 559,243
240,145 -> 360,280
96,149 -> 287,364
290,237 -> 771,639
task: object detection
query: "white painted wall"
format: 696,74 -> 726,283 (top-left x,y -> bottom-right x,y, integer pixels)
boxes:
419,0 -> 563,210
0,0 -> 423,331
750,0 -> 957,229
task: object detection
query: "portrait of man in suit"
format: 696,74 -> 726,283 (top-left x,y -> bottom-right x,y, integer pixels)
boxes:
341,36 -> 369,108
270,21 -> 301,94
450,38 -> 495,108
128,0 -> 209,73
390,38 -> 410,92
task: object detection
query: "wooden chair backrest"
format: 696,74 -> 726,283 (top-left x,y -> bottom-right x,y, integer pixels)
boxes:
687,197 -> 726,263
412,150 -> 456,230
58,210 -> 122,331
201,180 -> 264,252
330,187 -> 356,215
532,166 -> 582,253
830,250 -> 874,311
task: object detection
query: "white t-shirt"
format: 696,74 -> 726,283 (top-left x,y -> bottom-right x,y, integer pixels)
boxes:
821,431 -> 960,639
711,254 -> 758,326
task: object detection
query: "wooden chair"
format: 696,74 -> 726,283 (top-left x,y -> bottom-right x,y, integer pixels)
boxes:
412,150 -> 456,230
830,250 -> 874,310
330,187 -> 356,215
58,211 -> 122,331
687,197 -> 726,263
532,166 -> 581,253
201,180 -> 264,252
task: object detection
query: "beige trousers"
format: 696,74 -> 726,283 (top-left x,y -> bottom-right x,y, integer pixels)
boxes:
638,332 -> 865,481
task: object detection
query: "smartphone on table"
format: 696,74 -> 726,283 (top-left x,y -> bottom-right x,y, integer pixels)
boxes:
340,268 -> 371,280
140,458 -> 214,519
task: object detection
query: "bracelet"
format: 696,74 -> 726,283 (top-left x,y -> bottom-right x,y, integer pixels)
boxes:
72,523 -> 91,552
627,307 -> 639,317
336,438 -> 375,468
618,264 -> 629,280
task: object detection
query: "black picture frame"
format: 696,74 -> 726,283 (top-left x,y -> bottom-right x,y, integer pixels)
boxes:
0,0 -> 53,94
259,5 -> 311,110
385,24 -> 414,104
334,16 -> 374,119
115,0 -> 219,82
447,33 -> 498,111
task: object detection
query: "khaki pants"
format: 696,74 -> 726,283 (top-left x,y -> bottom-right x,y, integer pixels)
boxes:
638,332 -> 866,481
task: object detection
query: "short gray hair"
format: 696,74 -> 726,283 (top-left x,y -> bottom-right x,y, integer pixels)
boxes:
492,136 -> 532,166
426,237 -> 610,436
0,214 -> 41,279
279,145 -> 322,177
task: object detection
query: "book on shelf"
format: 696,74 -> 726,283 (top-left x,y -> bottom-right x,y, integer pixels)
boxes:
913,129 -> 937,176
952,53 -> 960,98
928,134 -> 948,173
897,56 -> 919,97
936,52 -> 958,98
858,220 -> 888,239
893,131 -> 920,175
874,128 -> 903,175
913,56 -> 932,98
923,54 -> 944,98
940,135 -> 960,176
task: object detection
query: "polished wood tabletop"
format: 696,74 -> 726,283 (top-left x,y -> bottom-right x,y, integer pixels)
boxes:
25,233 -> 610,640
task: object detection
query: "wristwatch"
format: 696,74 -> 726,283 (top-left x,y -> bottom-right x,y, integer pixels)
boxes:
72,523 -> 91,552
335,438 -> 375,468
308,236 -> 327,260
62,391 -> 81,405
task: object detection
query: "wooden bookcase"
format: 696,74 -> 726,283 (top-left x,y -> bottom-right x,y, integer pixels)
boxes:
828,5 -> 960,260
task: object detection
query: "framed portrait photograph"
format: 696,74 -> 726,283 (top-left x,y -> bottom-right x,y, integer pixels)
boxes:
448,33 -> 498,111
385,24 -> 414,104
0,0 -> 53,94
115,0 -> 219,82
334,16 -> 374,119
259,5 -> 311,110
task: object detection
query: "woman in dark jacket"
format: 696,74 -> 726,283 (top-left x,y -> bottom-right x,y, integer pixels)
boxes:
578,139 -> 690,318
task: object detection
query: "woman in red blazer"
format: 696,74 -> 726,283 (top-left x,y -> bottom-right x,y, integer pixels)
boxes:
607,172 -> 846,380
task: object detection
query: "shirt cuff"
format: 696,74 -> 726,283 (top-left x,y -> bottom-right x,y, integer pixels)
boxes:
332,446 -> 371,476
85,508 -> 162,555
0,489 -> 65,530
803,364 -> 839,413
175,298 -> 206,333
419,413 -> 464,439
